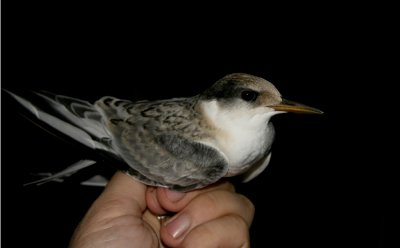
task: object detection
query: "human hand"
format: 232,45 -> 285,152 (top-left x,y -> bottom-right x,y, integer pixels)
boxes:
69,171 -> 254,248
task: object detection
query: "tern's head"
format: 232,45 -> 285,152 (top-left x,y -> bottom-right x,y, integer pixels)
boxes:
200,73 -> 323,115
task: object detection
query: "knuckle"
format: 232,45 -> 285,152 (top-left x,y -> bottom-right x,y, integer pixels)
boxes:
230,214 -> 250,230
223,181 -> 236,192
229,215 -> 251,247
200,192 -> 221,210
238,194 -> 255,224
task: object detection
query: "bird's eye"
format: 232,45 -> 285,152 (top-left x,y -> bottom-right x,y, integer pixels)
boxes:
241,90 -> 259,102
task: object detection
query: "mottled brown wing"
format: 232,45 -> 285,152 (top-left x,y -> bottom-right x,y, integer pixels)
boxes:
96,97 -> 229,192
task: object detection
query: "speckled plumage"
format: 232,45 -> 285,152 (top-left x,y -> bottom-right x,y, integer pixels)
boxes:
6,73 -> 322,191
96,96 -> 227,191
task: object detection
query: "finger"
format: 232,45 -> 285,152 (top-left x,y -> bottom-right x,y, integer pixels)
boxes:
180,215 -> 250,248
146,180 -> 235,215
70,171 -> 152,245
145,186 -> 168,216
78,171 -> 148,230
159,190 -> 254,247
99,171 -> 148,216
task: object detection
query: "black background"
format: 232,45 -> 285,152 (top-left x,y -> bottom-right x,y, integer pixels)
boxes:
2,2 -> 387,247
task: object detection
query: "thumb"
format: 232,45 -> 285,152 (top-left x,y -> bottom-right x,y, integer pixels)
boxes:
70,172 -> 151,247
92,171 -> 148,217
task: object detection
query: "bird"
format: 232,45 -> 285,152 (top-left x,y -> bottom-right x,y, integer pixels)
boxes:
5,73 -> 322,192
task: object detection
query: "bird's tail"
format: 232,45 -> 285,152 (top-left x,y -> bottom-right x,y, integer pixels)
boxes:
4,89 -> 114,153
4,89 -> 120,186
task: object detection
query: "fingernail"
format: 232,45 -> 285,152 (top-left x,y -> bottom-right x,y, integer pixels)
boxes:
165,213 -> 191,239
165,190 -> 185,202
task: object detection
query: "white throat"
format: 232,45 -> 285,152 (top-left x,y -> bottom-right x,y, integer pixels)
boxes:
200,100 -> 278,176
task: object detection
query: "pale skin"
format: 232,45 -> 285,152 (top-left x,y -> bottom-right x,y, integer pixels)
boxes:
70,171 -> 255,248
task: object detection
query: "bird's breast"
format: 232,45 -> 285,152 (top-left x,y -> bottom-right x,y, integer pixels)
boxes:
220,122 -> 275,175
199,100 -> 277,176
